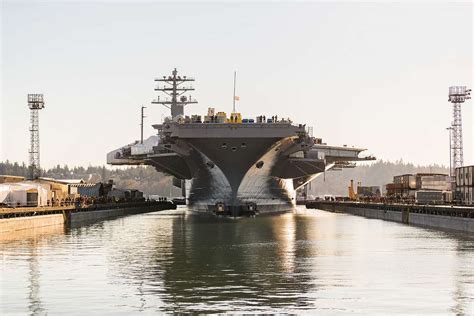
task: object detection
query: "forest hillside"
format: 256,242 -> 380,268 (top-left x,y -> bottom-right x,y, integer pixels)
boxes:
1,160 -> 448,197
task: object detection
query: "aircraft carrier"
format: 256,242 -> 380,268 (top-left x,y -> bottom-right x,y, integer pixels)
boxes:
107,69 -> 374,216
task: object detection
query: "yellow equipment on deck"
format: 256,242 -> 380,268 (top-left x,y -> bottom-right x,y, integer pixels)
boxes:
348,180 -> 359,201
228,112 -> 242,123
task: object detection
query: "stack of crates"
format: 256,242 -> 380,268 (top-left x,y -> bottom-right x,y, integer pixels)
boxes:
416,174 -> 450,191
456,166 -> 474,205
391,174 -> 416,197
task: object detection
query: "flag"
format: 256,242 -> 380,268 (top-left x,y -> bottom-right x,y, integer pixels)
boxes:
234,96 -> 240,101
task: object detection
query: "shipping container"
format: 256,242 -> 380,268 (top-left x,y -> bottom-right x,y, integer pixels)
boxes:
416,174 -> 450,191
469,166 -> 474,187
393,174 -> 417,190
470,187 -> 473,205
442,191 -> 452,203
357,186 -> 381,197
460,186 -> 473,205
415,190 -> 444,204
455,165 -> 474,188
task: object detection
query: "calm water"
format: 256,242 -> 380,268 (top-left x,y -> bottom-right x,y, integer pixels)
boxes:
1,207 -> 473,314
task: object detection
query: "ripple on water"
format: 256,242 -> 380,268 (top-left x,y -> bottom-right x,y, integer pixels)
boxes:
1,208 -> 473,314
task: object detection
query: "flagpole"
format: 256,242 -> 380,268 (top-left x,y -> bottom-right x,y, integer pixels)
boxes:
233,71 -> 236,113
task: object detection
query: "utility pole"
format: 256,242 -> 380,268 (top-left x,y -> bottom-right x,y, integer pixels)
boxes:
140,105 -> 146,144
446,126 -> 455,193
446,126 -> 453,178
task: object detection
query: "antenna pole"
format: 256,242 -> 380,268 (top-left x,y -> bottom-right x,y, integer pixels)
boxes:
141,105 -> 146,144
233,71 -> 236,113
152,68 -> 197,119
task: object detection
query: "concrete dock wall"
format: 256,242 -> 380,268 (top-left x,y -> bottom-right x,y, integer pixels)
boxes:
348,207 -> 403,222
0,214 -> 65,233
311,202 -> 473,233
408,213 -> 474,233
68,205 -> 161,225
0,202 -> 176,233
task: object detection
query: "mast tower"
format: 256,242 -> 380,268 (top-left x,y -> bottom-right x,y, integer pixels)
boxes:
152,68 -> 197,119
27,94 -> 45,179
448,86 -> 471,175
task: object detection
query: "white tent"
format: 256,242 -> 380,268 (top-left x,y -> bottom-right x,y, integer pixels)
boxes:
0,182 -> 49,207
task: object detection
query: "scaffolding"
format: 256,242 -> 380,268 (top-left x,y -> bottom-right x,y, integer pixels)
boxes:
28,94 -> 45,179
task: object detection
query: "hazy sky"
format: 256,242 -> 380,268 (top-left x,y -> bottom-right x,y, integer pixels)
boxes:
1,1 -> 472,168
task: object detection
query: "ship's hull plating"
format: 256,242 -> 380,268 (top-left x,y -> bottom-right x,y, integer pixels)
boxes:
106,71 -> 374,216
150,136 -> 302,215
108,121 -> 369,216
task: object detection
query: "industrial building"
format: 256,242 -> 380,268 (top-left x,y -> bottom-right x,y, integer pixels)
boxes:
0,177 -> 84,207
0,175 -> 26,184
0,176 -> 144,208
0,181 -> 49,207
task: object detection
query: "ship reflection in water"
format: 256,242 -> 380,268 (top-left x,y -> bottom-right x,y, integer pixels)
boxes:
1,207 -> 473,314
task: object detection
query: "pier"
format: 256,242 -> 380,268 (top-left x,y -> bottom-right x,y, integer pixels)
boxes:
306,200 -> 474,233
0,201 -> 176,233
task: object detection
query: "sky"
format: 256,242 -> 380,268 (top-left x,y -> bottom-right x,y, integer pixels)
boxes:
1,1 -> 472,169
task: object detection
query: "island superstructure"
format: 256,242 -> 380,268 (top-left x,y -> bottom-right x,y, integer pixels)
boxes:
107,68 -> 374,215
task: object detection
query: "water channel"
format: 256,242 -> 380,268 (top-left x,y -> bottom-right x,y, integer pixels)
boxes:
1,207 -> 473,314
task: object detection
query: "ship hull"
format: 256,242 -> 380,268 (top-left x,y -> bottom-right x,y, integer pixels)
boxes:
108,121 -> 369,216
107,70 -> 373,217
167,136 -> 299,216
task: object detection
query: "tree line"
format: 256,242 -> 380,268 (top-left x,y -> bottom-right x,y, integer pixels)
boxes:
1,159 -> 448,197
308,159 -> 449,196
0,161 -> 180,197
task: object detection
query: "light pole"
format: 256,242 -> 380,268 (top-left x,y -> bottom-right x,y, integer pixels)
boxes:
446,126 -> 454,191
446,126 -> 452,178
140,105 -> 146,144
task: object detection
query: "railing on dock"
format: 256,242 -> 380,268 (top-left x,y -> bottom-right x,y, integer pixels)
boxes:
0,200 -> 175,219
306,201 -> 474,218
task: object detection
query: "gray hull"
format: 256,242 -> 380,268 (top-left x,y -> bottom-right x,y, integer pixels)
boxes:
165,136 -> 299,215
108,122 -> 372,216
107,70 -> 374,216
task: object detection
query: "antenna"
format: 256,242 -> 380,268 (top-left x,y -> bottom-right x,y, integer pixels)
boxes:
140,105 -> 146,144
233,71 -> 236,113
152,68 -> 197,119
448,86 -> 471,174
27,94 -> 45,179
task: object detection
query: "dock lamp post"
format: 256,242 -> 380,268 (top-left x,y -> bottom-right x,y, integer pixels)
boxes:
141,105 -> 147,144
446,126 -> 454,190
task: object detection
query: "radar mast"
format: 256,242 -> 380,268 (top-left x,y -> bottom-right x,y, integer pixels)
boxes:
152,68 -> 198,119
